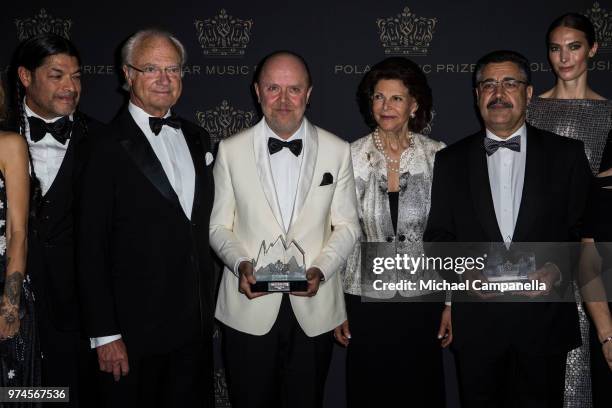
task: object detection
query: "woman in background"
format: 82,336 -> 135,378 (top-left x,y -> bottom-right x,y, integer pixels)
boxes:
0,79 -> 40,398
335,57 -> 450,408
584,130 -> 612,408
527,12 -> 612,408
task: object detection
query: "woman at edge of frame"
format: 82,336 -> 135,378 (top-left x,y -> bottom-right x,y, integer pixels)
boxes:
526,12 -> 612,408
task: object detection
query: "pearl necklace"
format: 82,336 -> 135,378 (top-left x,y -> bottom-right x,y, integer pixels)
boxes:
372,127 -> 413,173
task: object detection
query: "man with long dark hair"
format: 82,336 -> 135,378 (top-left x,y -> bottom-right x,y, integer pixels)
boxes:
13,33 -> 102,406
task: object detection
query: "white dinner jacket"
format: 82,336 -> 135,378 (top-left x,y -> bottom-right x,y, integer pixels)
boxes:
210,118 -> 360,336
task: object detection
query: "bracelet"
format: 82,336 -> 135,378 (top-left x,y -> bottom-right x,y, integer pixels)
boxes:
603,336 -> 612,345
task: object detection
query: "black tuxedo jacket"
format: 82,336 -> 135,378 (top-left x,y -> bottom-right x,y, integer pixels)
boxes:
27,112 -> 104,332
76,108 -> 214,354
424,124 -> 592,354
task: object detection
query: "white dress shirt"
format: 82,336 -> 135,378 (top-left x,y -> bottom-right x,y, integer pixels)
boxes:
91,102 -> 196,348
266,120 -> 304,231
128,102 -> 195,219
486,124 -> 527,244
24,103 -> 73,195
232,120 -> 305,275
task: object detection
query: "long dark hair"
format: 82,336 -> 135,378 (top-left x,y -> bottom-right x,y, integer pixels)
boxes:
10,33 -> 83,214
547,13 -> 596,47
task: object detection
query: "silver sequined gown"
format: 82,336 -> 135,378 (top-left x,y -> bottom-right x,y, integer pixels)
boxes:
527,97 -> 612,408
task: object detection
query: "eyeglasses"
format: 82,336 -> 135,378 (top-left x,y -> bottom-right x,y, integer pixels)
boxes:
127,64 -> 182,78
477,79 -> 528,93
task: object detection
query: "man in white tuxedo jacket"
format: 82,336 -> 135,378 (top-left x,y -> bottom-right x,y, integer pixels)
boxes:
210,51 -> 360,408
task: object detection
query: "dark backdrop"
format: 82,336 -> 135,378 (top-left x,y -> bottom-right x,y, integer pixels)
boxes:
3,1 -> 611,407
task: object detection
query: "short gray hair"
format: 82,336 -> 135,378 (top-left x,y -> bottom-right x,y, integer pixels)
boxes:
121,28 -> 187,68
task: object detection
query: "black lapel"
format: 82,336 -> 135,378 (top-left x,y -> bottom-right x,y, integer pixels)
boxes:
468,132 -> 504,242
181,121 -> 207,219
512,125 -> 546,242
115,109 -> 181,209
41,122 -> 79,200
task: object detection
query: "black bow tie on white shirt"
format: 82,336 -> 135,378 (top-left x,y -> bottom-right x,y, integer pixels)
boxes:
28,115 -> 73,144
484,135 -> 521,156
149,115 -> 181,136
267,138 -> 303,157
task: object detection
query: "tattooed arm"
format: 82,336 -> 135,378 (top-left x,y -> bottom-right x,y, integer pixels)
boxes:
0,132 -> 29,340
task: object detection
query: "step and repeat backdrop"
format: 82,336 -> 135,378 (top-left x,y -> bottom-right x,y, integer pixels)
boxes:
2,1 -> 612,407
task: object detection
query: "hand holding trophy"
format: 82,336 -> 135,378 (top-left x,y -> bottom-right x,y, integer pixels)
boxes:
249,236 -> 308,293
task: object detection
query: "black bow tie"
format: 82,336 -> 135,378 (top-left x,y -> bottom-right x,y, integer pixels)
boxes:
28,115 -> 73,144
268,138 -> 303,157
484,135 -> 521,156
149,115 -> 181,135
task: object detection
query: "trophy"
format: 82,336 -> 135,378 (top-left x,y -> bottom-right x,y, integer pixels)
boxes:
482,244 -> 535,282
251,236 -> 307,292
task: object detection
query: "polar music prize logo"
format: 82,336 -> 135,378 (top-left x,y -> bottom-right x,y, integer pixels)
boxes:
376,6 -> 437,56
15,8 -> 72,41
196,100 -> 256,146
195,9 -> 254,57
585,2 -> 612,53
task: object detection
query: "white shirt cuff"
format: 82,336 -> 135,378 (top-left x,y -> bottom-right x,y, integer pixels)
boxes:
90,334 -> 122,349
444,290 -> 452,306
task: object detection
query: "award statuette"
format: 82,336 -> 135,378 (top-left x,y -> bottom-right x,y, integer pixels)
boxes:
251,236 -> 308,292
483,245 -> 535,283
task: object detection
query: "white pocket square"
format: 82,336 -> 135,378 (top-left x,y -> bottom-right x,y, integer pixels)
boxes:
205,152 -> 214,166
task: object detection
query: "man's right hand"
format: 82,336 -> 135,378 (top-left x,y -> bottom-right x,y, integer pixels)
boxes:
461,269 -> 501,299
238,261 -> 267,299
97,339 -> 129,381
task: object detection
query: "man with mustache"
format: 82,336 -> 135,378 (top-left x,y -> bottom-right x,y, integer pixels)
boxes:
76,29 -> 215,406
14,33 -> 103,406
424,50 -> 591,407
210,51 -> 360,408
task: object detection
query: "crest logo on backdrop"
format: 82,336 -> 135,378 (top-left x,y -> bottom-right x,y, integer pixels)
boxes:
376,6 -> 437,56
195,9 -> 254,57
196,100 -> 256,145
15,9 -> 72,41
584,2 -> 612,53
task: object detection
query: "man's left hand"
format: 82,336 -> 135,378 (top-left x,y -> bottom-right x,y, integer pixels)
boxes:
291,267 -> 324,297
515,263 -> 560,298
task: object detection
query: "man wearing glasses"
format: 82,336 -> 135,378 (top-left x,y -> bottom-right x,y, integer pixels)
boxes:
76,29 -> 215,407
424,50 -> 591,407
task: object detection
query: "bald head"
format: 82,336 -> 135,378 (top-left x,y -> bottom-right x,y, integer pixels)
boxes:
255,51 -> 311,88
253,51 -> 313,139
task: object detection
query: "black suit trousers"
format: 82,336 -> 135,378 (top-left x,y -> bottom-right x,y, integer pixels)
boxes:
222,295 -> 333,408
96,336 -> 212,408
454,347 -> 567,408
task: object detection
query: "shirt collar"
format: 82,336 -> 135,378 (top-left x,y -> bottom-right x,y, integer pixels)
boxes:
485,123 -> 526,142
128,101 -> 171,133
264,118 -> 305,142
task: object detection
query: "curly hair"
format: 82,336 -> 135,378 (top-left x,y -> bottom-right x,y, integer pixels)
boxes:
357,57 -> 432,133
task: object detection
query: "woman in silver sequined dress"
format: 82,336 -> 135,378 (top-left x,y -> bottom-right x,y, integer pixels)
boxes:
526,12 -> 612,408
334,57 -> 450,407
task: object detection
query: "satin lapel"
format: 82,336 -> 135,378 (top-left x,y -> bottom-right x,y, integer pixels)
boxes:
252,119 -> 285,233
181,122 -> 205,219
116,109 -> 181,209
512,126 -> 544,242
469,133 -> 504,241
288,119 -> 317,233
